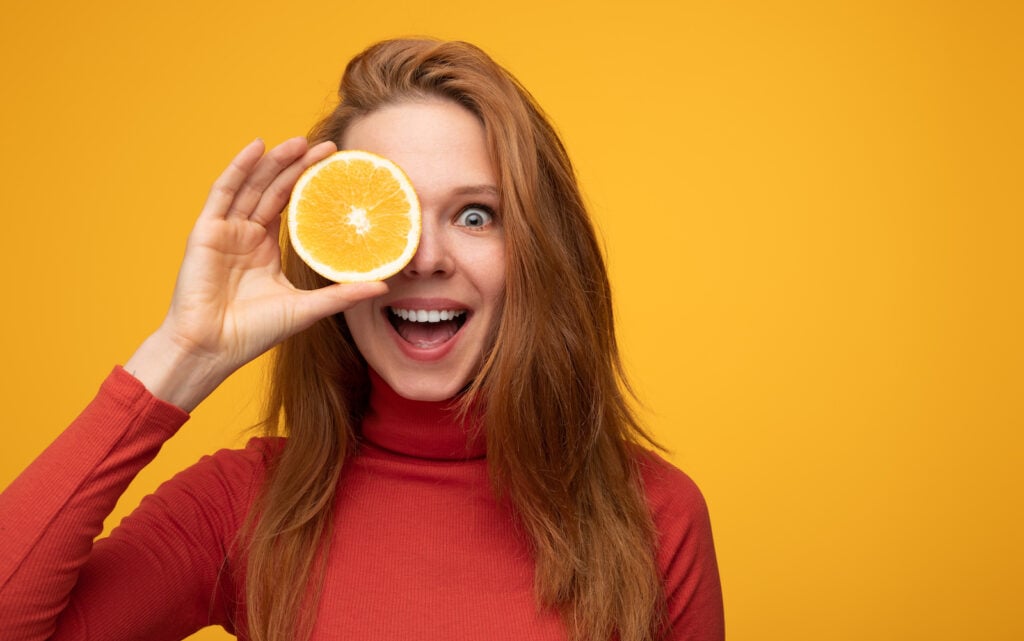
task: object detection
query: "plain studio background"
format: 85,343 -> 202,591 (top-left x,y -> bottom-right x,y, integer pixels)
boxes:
1,1 -> 1021,639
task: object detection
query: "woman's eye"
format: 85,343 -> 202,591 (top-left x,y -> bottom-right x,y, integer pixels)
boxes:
455,206 -> 494,228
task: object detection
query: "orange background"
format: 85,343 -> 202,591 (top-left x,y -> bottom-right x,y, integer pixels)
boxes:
2,1 -> 1022,640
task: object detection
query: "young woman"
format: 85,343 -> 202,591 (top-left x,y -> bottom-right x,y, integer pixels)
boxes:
0,39 -> 724,641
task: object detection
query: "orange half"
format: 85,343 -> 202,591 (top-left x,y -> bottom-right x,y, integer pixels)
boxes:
288,150 -> 421,282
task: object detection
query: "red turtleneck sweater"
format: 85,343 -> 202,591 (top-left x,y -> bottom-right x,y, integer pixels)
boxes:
0,367 -> 724,640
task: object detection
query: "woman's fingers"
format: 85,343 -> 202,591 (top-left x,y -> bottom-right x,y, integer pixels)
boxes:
199,139 -> 266,222
224,137 -> 309,220
249,140 -> 337,226
199,137 -> 318,224
290,281 -> 389,331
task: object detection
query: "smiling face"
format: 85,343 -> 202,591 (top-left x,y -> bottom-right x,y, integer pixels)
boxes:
341,99 -> 505,401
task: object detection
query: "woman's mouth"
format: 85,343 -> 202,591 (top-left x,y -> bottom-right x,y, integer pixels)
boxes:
387,306 -> 468,349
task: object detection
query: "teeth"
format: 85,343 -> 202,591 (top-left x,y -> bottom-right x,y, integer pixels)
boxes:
390,307 -> 466,323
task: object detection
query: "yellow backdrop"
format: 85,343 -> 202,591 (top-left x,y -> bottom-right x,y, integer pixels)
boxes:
2,1 -> 1021,639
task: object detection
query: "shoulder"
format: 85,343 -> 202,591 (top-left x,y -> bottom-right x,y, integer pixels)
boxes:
129,436 -> 286,535
188,436 -> 285,481
166,436 -> 285,504
632,447 -> 715,560
632,447 -> 725,639
633,447 -> 712,531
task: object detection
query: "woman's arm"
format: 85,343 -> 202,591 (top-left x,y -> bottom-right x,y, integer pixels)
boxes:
0,368 -> 189,639
125,137 -> 386,412
0,138 -> 387,639
0,368 -> 281,640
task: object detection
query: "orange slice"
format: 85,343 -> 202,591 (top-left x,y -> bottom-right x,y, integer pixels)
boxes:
288,150 -> 421,282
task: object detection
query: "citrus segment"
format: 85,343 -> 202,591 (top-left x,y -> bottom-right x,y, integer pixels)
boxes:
288,150 -> 421,282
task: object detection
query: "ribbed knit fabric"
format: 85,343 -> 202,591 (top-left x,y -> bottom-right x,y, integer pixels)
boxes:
0,367 -> 724,640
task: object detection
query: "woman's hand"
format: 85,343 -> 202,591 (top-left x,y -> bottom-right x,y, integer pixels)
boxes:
125,138 -> 387,411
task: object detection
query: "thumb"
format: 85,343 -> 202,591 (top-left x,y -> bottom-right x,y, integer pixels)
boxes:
291,281 -> 389,328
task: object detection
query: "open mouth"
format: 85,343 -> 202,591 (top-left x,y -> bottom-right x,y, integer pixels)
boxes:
387,306 -> 468,349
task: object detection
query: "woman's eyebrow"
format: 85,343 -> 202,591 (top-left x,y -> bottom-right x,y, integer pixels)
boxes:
452,184 -> 499,197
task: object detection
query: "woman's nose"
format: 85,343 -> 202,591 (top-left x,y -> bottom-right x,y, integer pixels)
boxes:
402,218 -> 453,278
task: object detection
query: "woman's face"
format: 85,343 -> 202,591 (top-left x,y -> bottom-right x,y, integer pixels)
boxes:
341,98 -> 506,401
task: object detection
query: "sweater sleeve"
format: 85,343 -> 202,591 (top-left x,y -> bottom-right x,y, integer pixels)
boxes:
640,453 -> 726,641
0,367 -> 265,641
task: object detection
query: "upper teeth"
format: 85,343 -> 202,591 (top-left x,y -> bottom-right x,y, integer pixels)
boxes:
390,308 -> 465,323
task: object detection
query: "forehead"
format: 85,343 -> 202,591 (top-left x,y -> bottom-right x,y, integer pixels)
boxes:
340,99 -> 497,203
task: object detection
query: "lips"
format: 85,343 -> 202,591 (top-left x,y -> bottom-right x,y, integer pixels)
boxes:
386,304 -> 468,350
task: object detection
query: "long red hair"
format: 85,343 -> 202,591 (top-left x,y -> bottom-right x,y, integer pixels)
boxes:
243,38 -> 667,641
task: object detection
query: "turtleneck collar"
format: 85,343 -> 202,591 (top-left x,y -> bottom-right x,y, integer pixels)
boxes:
359,369 -> 487,461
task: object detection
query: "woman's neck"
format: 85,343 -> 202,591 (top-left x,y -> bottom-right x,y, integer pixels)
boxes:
359,369 -> 486,460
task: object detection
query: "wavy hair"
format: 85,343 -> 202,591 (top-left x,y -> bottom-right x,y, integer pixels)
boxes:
244,38 -> 667,641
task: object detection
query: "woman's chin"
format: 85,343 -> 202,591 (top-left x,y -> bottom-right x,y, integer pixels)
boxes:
380,371 -> 470,402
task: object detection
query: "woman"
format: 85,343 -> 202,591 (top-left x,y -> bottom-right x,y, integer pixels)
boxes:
0,39 -> 724,641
